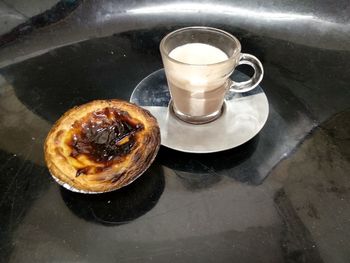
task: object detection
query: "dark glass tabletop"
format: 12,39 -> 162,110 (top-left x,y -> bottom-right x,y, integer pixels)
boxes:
0,1 -> 349,262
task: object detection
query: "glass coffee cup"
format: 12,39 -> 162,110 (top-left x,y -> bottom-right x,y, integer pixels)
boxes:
160,26 -> 264,124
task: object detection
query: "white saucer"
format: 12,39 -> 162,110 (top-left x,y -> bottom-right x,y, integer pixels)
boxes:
130,69 -> 269,153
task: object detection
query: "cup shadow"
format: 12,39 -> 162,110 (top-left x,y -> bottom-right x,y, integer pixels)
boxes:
60,164 -> 165,226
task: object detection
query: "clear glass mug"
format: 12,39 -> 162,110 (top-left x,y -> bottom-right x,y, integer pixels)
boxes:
160,26 -> 264,124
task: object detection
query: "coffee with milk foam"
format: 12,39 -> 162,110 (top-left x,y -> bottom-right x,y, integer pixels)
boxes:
167,43 -> 230,117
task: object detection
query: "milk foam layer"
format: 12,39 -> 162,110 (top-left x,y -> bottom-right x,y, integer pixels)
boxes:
169,43 -> 228,64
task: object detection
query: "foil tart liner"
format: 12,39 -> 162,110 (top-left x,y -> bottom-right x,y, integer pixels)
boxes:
51,174 -> 100,194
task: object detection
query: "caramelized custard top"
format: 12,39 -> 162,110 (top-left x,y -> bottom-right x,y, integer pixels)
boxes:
66,107 -> 143,176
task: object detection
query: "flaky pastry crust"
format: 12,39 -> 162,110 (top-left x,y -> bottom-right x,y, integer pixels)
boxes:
44,100 -> 160,193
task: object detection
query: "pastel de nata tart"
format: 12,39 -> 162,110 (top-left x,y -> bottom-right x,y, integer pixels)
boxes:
44,100 -> 160,193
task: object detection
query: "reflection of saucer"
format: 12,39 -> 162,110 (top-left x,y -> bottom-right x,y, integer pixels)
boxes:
157,136 -> 259,185
130,69 -> 269,153
158,135 -> 258,173
60,164 -> 165,226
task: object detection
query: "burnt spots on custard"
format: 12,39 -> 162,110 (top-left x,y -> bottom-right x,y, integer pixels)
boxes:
68,107 -> 143,176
